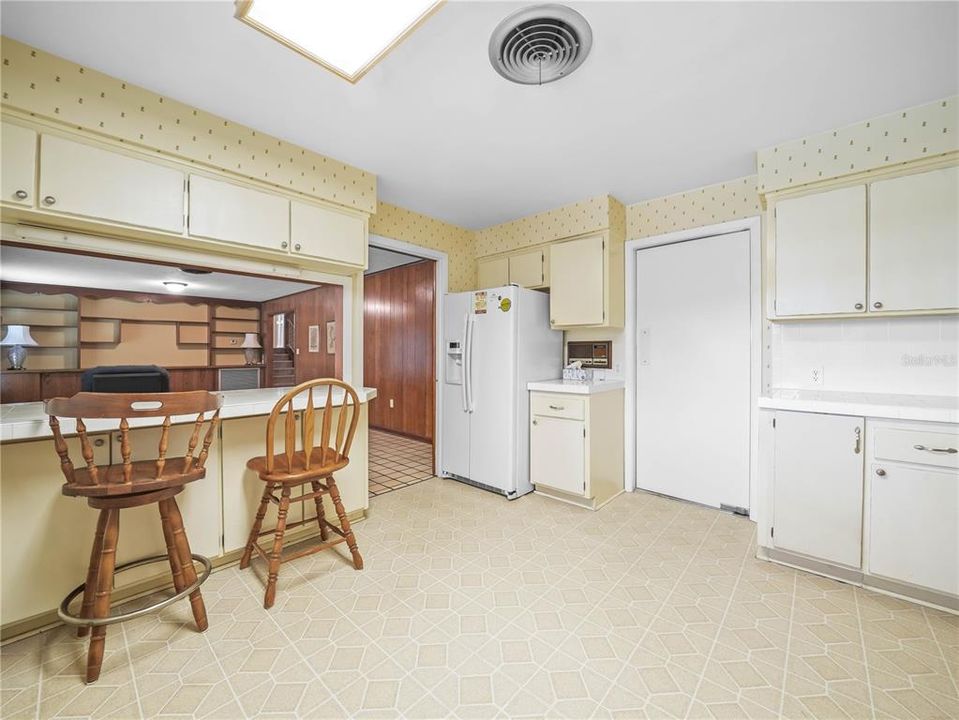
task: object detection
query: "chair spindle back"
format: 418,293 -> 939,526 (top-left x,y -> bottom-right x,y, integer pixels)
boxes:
44,391 -> 222,486
264,379 -> 360,473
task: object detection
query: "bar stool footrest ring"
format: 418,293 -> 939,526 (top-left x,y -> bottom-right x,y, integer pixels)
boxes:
58,553 -> 212,628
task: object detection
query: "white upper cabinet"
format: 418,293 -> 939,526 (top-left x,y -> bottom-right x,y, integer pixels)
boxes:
508,249 -> 545,288
869,166 -> 959,313
1,122 -> 37,207
39,134 -> 185,233
189,174 -> 289,250
476,256 -> 509,289
550,234 -> 605,326
290,200 -> 366,267
774,185 -> 866,316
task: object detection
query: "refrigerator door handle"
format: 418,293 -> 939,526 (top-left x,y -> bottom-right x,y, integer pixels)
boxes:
465,312 -> 475,413
460,313 -> 470,413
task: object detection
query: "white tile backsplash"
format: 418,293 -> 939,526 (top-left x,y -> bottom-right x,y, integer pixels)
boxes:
772,316 -> 959,396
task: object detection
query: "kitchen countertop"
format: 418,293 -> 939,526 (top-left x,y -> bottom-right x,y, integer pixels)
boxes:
0,386 -> 378,442
758,389 -> 958,424
527,378 -> 625,395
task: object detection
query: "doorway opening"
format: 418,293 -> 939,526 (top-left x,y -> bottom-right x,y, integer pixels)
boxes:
364,243 -> 439,498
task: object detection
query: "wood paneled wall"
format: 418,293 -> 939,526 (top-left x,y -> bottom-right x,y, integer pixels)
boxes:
364,260 -> 435,442
261,285 -> 344,386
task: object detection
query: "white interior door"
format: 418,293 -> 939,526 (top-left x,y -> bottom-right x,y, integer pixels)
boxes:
635,231 -> 751,509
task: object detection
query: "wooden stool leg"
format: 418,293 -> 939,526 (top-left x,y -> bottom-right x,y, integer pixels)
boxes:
160,497 -> 208,632
327,476 -> 363,570
86,508 -> 119,684
311,480 -> 329,541
159,499 -> 187,593
240,482 -> 274,570
264,485 -> 292,609
77,509 -> 109,638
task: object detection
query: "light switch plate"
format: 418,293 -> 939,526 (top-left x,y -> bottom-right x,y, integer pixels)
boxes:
810,367 -> 824,386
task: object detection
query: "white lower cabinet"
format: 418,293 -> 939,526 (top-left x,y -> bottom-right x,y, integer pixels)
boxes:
868,463 -> 958,596
772,411 -> 864,568
531,414 -> 586,496
529,389 -> 623,510
867,421 -> 959,597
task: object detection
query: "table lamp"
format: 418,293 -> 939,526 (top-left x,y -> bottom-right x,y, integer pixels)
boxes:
1,325 -> 39,370
240,332 -> 262,366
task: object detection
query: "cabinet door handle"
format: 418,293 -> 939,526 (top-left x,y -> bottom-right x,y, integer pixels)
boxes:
854,303 -> 864,310
281,241 -> 288,249
42,195 -> 56,206
94,438 -> 105,447
548,405 -> 564,411
913,444 -> 957,454
876,468 -> 886,476
294,243 -> 302,251
854,427 -> 861,454
532,419 -> 538,426
14,189 -> 28,200
873,301 -> 883,309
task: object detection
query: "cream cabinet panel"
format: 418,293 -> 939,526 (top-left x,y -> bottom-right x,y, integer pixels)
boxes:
868,462 -> 958,595
0,435 -> 106,626
508,249 -> 545,288
477,256 -> 509,289
550,235 -> 605,326
39,134 -> 185,233
291,200 -> 366,267
772,411 -> 864,568
531,416 -> 585,496
774,185 -> 866,316
869,166 -> 959,312
1,122 -> 37,206
189,174 -> 289,251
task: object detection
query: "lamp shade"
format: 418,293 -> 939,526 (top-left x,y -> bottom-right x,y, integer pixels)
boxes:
240,332 -> 262,349
0,325 -> 38,347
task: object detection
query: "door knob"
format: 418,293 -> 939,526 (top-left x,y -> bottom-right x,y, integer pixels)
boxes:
14,189 -> 28,200
42,195 -> 56,206
875,468 -> 886,476
873,301 -> 883,309
854,303 -> 863,310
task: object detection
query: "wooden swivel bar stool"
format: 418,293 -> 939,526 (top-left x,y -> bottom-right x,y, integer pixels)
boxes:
45,391 -> 221,683
241,379 -> 363,609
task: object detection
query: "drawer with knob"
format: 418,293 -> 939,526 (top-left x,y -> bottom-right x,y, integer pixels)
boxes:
530,393 -> 585,421
873,427 -> 958,469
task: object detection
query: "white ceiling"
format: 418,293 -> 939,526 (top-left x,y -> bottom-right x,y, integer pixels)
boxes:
1,1 -> 956,229
0,246 -> 318,301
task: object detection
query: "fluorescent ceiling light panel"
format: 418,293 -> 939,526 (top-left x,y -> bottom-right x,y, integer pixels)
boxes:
235,0 -> 444,83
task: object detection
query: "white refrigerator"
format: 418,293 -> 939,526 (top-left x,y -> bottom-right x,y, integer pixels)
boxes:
441,285 -> 562,498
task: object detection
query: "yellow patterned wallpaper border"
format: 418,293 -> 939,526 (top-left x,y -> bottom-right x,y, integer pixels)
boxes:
474,195 -> 611,257
0,37 -> 376,213
370,202 -> 475,292
626,176 -> 760,239
757,96 -> 958,195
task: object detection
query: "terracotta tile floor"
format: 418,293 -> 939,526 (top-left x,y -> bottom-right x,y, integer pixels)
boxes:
368,429 -> 434,497
2,478 -> 957,719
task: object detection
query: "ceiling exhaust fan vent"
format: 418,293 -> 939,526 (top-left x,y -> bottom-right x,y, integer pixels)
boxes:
489,4 -> 592,85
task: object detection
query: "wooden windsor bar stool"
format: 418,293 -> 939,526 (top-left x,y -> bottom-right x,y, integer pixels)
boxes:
44,391 -> 221,683
241,379 -> 363,609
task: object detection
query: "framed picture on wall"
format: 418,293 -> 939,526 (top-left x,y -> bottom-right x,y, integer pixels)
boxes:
308,325 -> 320,353
326,321 -> 336,354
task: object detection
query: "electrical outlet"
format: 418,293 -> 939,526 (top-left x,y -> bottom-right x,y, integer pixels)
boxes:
810,367 -> 824,386
389,398 -> 395,409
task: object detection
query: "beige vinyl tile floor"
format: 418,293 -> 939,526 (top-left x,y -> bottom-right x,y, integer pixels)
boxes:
368,430 -> 434,498
2,477 -> 957,720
